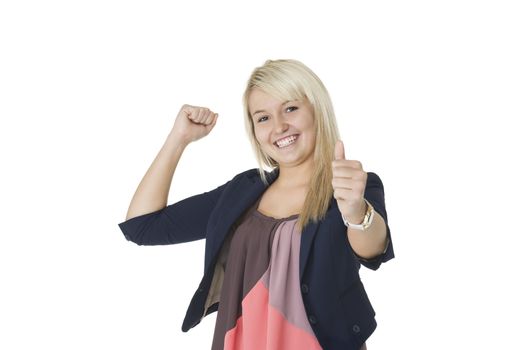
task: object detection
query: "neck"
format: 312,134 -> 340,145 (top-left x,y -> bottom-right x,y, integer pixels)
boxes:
273,160 -> 314,189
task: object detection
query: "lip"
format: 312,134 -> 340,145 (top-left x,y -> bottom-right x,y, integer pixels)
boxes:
273,134 -> 299,146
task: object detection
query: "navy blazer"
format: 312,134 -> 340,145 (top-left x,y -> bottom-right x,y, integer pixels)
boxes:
118,167 -> 394,350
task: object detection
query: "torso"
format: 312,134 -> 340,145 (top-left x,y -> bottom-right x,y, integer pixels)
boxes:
257,182 -> 307,219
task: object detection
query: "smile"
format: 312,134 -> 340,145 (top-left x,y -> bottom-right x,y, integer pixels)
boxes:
275,134 -> 299,148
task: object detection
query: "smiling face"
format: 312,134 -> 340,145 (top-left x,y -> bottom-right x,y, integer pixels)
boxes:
248,88 -> 317,169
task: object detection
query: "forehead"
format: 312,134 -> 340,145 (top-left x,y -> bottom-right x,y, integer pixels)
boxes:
248,88 -> 298,114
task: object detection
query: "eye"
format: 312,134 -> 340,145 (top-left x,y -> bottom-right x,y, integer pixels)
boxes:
286,106 -> 298,113
257,115 -> 268,123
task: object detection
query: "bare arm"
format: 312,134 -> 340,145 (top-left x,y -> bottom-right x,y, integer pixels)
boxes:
124,133 -> 188,221
123,104 -> 219,221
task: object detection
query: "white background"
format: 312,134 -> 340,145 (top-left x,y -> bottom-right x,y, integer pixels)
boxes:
1,0 -> 525,349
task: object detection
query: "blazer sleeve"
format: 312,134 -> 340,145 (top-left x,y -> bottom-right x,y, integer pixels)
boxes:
117,179 -> 231,246
350,171 -> 395,270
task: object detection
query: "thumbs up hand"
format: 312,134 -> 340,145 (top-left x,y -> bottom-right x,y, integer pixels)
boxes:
332,140 -> 368,225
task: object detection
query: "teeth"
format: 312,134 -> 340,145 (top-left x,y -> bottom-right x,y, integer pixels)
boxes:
276,135 -> 298,148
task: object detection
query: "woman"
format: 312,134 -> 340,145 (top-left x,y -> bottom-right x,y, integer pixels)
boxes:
118,59 -> 394,350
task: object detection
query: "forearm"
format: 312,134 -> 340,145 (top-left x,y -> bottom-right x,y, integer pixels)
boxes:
346,203 -> 388,260
124,132 -> 189,221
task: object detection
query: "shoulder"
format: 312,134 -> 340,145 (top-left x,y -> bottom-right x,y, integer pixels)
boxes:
230,167 -> 277,184
230,168 -> 259,181
366,171 -> 384,188
366,171 -> 381,181
234,167 -> 259,178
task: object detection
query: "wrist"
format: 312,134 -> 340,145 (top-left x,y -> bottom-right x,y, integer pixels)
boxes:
346,200 -> 368,224
342,199 -> 375,231
166,131 -> 190,148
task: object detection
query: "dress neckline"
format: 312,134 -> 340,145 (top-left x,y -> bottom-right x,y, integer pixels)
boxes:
251,194 -> 300,221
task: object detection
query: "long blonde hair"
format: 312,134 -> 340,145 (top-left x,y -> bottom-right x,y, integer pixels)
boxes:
242,59 -> 341,231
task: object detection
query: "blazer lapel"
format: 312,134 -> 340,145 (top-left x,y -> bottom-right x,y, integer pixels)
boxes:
299,194 -> 338,279
299,217 -> 321,280
204,169 -> 278,271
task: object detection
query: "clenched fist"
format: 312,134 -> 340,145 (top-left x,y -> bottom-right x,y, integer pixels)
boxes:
170,104 -> 219,145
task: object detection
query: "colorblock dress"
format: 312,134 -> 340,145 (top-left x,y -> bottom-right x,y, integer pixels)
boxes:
210,195 -> 323,350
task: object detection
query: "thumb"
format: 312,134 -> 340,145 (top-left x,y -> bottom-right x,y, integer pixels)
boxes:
334,140 -> 346,160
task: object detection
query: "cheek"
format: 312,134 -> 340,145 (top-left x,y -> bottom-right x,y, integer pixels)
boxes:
254,125 -> 269,138
302,118 -> 316,134
304,119 -> 317,142
254,129 -> 265,146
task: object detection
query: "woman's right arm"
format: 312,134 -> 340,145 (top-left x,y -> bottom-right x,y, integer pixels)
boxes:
118,104 -> 221,245
124,133 -> 188,221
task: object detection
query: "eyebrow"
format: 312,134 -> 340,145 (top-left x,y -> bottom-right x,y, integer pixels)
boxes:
252,100 -> 296,117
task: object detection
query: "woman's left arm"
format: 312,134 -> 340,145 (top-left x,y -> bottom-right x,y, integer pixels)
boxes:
332,140 -> 393,266
345,202 -> 389,259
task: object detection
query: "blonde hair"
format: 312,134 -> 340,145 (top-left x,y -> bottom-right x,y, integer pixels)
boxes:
242,59 -> 341,231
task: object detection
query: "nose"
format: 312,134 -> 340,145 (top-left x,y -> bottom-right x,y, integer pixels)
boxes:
273,114 -> 289,134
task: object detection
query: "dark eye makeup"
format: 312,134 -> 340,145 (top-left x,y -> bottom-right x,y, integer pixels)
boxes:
256,106 -> 298,123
